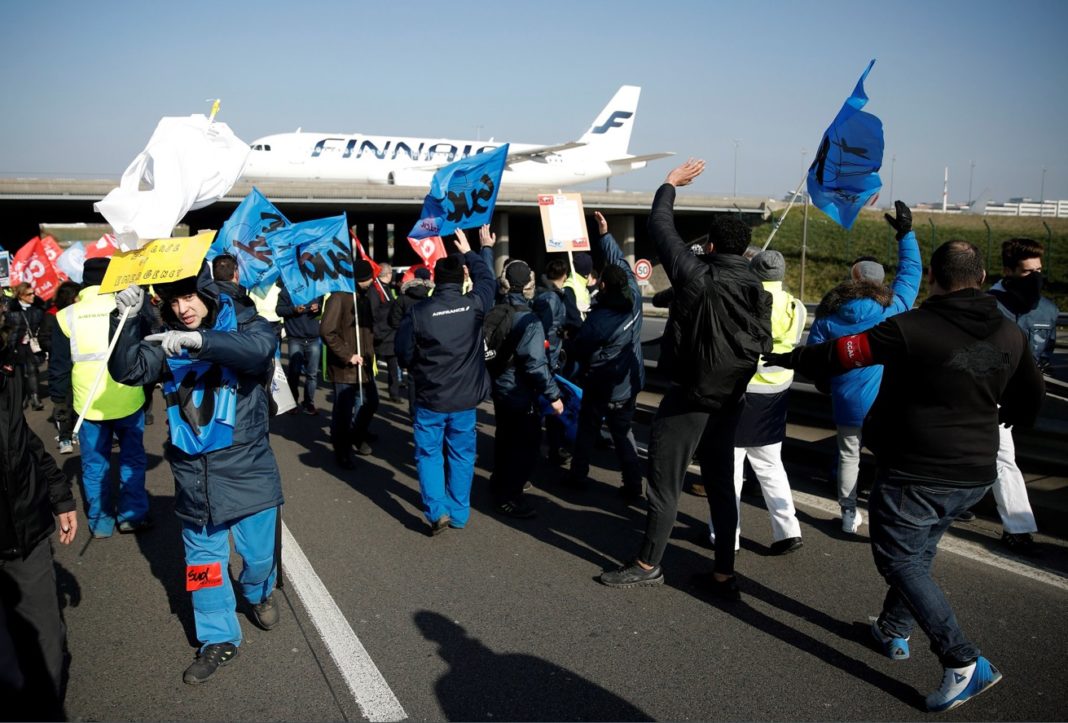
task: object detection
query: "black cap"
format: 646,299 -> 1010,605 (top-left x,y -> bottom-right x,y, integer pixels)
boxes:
82,257 -> 111,287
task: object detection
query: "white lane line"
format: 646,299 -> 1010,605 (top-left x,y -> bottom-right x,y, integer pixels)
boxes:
790,489 -> 1068,593
281,522 -> 407,722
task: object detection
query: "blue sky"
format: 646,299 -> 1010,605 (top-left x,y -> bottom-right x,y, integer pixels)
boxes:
1,0 -> 1066,205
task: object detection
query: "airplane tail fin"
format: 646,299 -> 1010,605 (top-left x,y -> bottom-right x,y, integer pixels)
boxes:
578,85 -> 641,157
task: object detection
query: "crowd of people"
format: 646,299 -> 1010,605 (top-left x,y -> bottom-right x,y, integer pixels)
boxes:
0,159 -> 1056,716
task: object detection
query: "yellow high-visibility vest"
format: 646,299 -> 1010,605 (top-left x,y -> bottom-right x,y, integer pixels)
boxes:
749,281 -> 806,394
57,286 -> 145,421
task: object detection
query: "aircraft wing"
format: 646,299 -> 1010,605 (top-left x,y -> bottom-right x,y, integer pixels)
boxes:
606,151 -> 675,165
506,142 -> 586,163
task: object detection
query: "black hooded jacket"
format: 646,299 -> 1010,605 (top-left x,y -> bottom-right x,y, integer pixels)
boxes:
779,288 -> 1045,485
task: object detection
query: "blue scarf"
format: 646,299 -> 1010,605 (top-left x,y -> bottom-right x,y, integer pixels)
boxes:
162,295 -> 239,455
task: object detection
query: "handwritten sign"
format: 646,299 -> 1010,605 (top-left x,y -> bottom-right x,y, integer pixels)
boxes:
538,193 -> 590,252
99,232 -> 213,293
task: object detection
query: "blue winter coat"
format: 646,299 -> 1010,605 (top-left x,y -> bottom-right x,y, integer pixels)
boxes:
489,292 -> 561,411
532,284 -> 567,372
570,232 -> 644,404
108,266 -> 283,526
807,230 -> 922,427
395,249 -> 496,413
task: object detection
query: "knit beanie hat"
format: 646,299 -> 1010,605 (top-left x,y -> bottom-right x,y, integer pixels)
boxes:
750,250 -> 785,281
82,257 -> 111,287
572,252 -> 593,277
852,260 -> 885,284
503,260 -> 534,293
434,254 -> 465,286
354,259 -> 375,283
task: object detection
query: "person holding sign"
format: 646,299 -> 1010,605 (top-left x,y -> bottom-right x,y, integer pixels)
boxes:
108,263 -> 284,685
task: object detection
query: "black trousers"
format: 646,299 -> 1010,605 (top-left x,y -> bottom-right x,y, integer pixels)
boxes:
0,537 -> 67,721
640,384 -> 742,575
570,395 -> 642,490
490,402 -> 541,503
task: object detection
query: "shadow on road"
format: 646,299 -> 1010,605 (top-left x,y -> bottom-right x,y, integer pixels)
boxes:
414,610 -> 652,722
132,492 -> 198,648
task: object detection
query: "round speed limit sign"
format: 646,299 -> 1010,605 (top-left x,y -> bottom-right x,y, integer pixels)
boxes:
633,258 -> 653,285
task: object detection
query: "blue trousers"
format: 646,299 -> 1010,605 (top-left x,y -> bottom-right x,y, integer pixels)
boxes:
412,406 -> 477,527
869,478 -> 990,667
78,411 -> 147,536
286,337 -> 321,406
181,506 -> 278,649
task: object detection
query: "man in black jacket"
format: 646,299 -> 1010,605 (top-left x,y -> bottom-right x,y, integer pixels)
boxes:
368,264 -> 401,401
0,321 -> 78,720
600,159 -> 771,598
276,283 -> 323,415
770,240 -> 1044,712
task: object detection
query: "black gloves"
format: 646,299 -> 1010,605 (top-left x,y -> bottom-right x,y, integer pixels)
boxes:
764,351 -> 793,369
884,200 -> 912,240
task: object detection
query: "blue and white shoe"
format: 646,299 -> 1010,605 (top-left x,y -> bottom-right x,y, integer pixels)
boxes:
869,617 -> 909,660
925,656 -> 1003,712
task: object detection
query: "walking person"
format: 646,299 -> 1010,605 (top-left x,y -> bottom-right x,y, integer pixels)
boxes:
368,263 -> 402,402
5,283 -> 46,411
276,283 -> 323,416
45,280 -> 81,453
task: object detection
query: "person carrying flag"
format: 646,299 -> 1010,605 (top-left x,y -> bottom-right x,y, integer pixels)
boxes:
108,263 -> 283,685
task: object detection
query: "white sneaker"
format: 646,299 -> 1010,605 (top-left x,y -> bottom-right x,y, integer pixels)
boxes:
926,656 -> 1002,712
842,508 -> 863,534
58,439 -> 74,455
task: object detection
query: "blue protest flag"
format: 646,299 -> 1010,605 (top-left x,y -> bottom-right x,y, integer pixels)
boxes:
270,214 -> 354,306
807,60 -> 884,230
208,187 -> 290,289
409,144 -> 509,240
539,375 -> 583,442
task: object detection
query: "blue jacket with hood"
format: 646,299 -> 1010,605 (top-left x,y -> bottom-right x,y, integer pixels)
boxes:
108,264 -> 283,527
806,230 -> 922,427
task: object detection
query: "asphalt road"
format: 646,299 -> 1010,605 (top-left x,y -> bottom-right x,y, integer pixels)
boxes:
34,384 -> 1068,722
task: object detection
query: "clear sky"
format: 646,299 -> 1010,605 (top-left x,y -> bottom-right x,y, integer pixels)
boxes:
1,0 -> 1065,205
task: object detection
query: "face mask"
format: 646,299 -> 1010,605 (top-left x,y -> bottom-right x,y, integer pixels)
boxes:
1003,272 -> 1043,307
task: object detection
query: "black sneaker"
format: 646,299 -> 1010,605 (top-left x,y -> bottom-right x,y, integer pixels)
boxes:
183,643 -> 238,684
430,516 -> 451,536
1001,531 -> 1038,555
599,561 -> 664,588
956,510 -> 977,522
769,537 -> 803,556
251,595 -> 279,630
495,499 -> 537,519
117,517 -> 154,535
692,572 -> 741,601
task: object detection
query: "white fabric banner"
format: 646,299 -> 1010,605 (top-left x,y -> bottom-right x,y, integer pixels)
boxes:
94,114 -> 249,250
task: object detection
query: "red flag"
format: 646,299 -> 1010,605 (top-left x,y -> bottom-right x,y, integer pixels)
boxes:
407,235 -> 448,271
349,228 -> 381,279
84,233 -> 117,259
10,236 -> 66,301
401,263 -> 428,285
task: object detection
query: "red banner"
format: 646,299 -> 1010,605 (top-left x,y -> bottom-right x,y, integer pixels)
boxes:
10,236 -> 67,300
85,233 -> 117,260
349,228 -> 381,279
407,235 -> 448,272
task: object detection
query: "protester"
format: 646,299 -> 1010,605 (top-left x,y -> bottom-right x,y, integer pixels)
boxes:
276,284 -> 323,415
709,250 -> 806,555
389,266 -> 434,415
250,281 -> 283,340
109,263 -> 284,684
980,237 -> 1059,552
395,227 -> 496,534
45,280 -> 81,454
369,263 -> 402,401
563,251 -> 594,321
211,253 -> 254,312
53,258 -> 149,538
769,238 -> 1044,711
5,282 -> 46,410
807,202 -> 921,534
565,212 -> 644,502
321,260 -> 378,469
599,159 -> 771,599
533,258 -> 573,464
0,318 -> 78,721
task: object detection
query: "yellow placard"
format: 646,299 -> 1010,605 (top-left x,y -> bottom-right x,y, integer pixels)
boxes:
99,232 -> 214,294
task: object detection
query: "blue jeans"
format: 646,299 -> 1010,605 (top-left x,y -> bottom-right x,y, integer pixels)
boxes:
78,411 -> 147,536
181,506 -> 278,649
869,477 -> 990,667
331,380 -> 380,452
412,406 -> 477,527
286,337 -> 321,406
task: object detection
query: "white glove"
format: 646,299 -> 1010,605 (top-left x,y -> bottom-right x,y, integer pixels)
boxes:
115,284 -> 144,316
145,331 -> 203,357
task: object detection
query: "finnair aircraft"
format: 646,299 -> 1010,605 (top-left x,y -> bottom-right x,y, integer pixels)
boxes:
240,86 -> 672,188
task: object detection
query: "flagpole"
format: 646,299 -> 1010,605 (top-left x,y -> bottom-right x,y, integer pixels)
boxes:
73,306 -> 131,436
762,170 -> 809,251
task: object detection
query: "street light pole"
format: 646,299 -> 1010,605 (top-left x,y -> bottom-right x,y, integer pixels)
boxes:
888,153 -> 896,206
1040,167 -> 1047,216
968,160 -> 975,205
732,139 -> 740,199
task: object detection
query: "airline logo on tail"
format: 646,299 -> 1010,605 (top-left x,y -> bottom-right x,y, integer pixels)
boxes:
591,111 -> 634,135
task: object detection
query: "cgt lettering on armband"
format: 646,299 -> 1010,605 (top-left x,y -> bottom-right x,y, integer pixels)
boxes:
834,333 -> 874,369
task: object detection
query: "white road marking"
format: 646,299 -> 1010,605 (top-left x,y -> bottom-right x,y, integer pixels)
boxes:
281,523 -> 407,722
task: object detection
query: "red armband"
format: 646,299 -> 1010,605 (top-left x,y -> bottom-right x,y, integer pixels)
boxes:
186,562 -> 224,592
835,333 -> 874,369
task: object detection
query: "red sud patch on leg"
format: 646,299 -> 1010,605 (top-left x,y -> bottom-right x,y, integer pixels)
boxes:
186,562 -> 224,591
835,333 -> 874,369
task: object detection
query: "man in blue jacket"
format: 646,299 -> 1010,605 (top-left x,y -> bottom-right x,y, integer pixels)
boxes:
396,227 -> 497,535
565,212 -> 644,501
983,237 -> 1059,552
807,201 -> 921,534
109,263 -> 283,685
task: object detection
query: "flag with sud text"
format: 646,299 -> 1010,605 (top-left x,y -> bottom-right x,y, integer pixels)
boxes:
807,59 -> 884,230
409,144 -> 508,240
271,214 -> 354,306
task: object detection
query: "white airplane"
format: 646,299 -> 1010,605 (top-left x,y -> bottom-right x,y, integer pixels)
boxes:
240,85 -> 673,188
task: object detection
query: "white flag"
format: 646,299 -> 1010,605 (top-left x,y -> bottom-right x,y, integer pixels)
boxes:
94,114 -> 249,250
